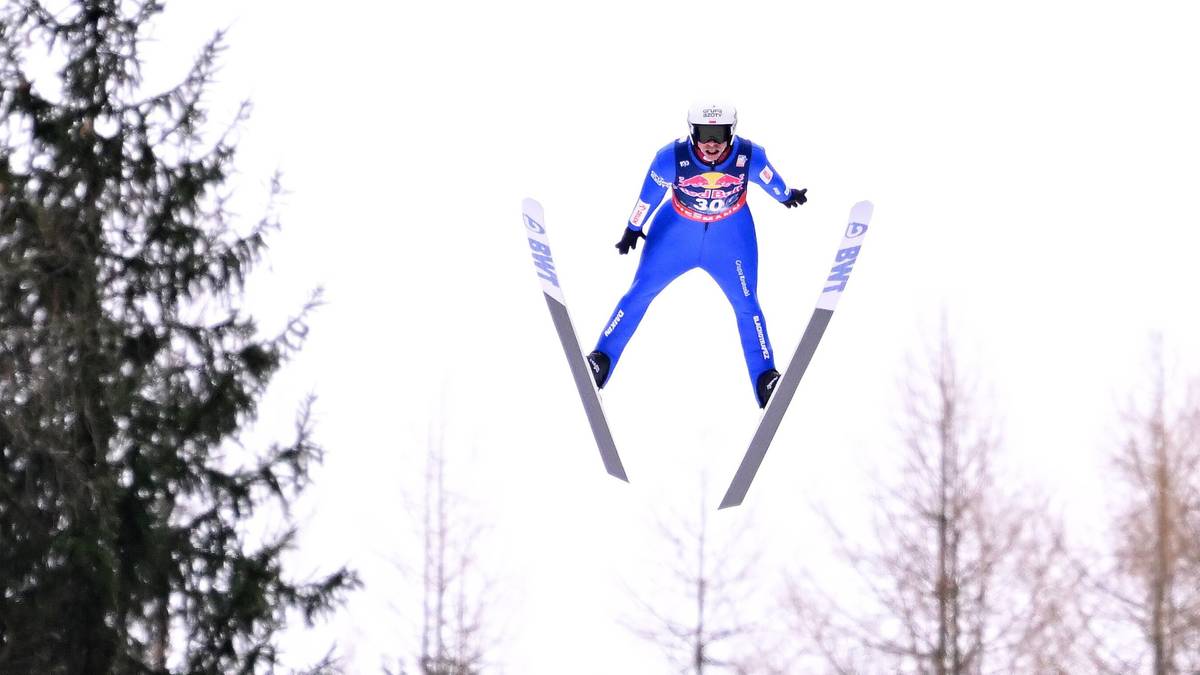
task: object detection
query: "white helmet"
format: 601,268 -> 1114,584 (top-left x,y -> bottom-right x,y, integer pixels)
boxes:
687,102 -> 737,145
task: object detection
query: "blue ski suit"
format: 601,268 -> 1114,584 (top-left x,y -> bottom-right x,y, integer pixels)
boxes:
594,136 -> 796,397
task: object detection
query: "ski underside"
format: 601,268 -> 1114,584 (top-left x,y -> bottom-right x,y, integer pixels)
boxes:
719,201 -> 874,509
522,198 -> 628,481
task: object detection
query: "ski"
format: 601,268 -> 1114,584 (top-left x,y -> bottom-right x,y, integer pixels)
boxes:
719,201 -> 874,509
522,198 -> 629,482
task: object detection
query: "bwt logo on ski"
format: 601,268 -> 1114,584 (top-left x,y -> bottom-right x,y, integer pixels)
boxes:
524,217 -> 559,288
523,214 -> 545,235
527,239 -> 559,287
823,245 -> 861,293
845,221 -> 868,238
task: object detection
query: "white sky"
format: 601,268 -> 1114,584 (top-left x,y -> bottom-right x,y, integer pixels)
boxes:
111,0 -> 1200,672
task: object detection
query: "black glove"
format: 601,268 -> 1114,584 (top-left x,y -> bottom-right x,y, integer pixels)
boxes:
615,227 -> 646,255
783,188 -> 808,208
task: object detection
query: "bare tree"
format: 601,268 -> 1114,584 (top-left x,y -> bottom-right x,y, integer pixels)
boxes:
1091,338 -> 1200,673
386,424 -> 495,675
624,481 -> 763,675
786,323 -> 1088,674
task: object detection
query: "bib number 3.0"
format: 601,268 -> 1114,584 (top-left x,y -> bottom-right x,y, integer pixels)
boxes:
694,197 -> 726,212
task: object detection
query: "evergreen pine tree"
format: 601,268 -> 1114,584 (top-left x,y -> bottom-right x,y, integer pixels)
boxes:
0,2 -> 357,672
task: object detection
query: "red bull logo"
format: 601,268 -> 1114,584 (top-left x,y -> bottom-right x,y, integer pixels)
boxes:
677,174 -> 711,188
678,171 -> 743,189
676,171 -> 745,199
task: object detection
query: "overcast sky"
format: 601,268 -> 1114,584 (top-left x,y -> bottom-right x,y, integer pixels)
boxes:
110,0 -> 1200,672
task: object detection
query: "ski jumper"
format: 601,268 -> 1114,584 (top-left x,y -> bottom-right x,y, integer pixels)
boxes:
593,136 -> 795,397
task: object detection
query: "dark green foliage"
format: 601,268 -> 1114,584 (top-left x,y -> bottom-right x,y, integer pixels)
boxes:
0,1 -> 357,672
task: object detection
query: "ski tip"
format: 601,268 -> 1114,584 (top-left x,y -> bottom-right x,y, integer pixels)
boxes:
521,197 -> 543,215
603,447 -> 630,482
849,200 -> 873,224
718,483 -> 747,509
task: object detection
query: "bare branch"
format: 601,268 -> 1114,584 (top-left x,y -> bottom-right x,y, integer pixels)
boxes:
787,321 -> 1090,672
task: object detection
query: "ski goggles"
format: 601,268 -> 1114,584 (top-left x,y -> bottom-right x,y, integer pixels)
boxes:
691,124 -> 733,145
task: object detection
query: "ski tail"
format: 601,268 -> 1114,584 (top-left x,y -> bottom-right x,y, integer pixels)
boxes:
719,200 -> 874,509
523,198 -> 629,482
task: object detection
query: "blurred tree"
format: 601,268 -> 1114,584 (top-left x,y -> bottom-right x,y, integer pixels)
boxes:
624,481 -> 762,675
1091,338 -> 1200,673
417,435 -> 488,675
786,324 -> 1088,673
0,1 -> 356,673
385,425 -> 495,675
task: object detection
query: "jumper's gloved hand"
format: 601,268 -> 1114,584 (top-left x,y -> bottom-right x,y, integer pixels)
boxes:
783,188 -> 808,208
615,227 -> 646,255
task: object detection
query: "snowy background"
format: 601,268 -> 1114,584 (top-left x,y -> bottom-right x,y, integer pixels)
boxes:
127,0 -> 1200,672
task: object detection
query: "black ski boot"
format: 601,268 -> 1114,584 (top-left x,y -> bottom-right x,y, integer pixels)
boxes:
755,368 -> 781,409
586,350 -> 611,389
